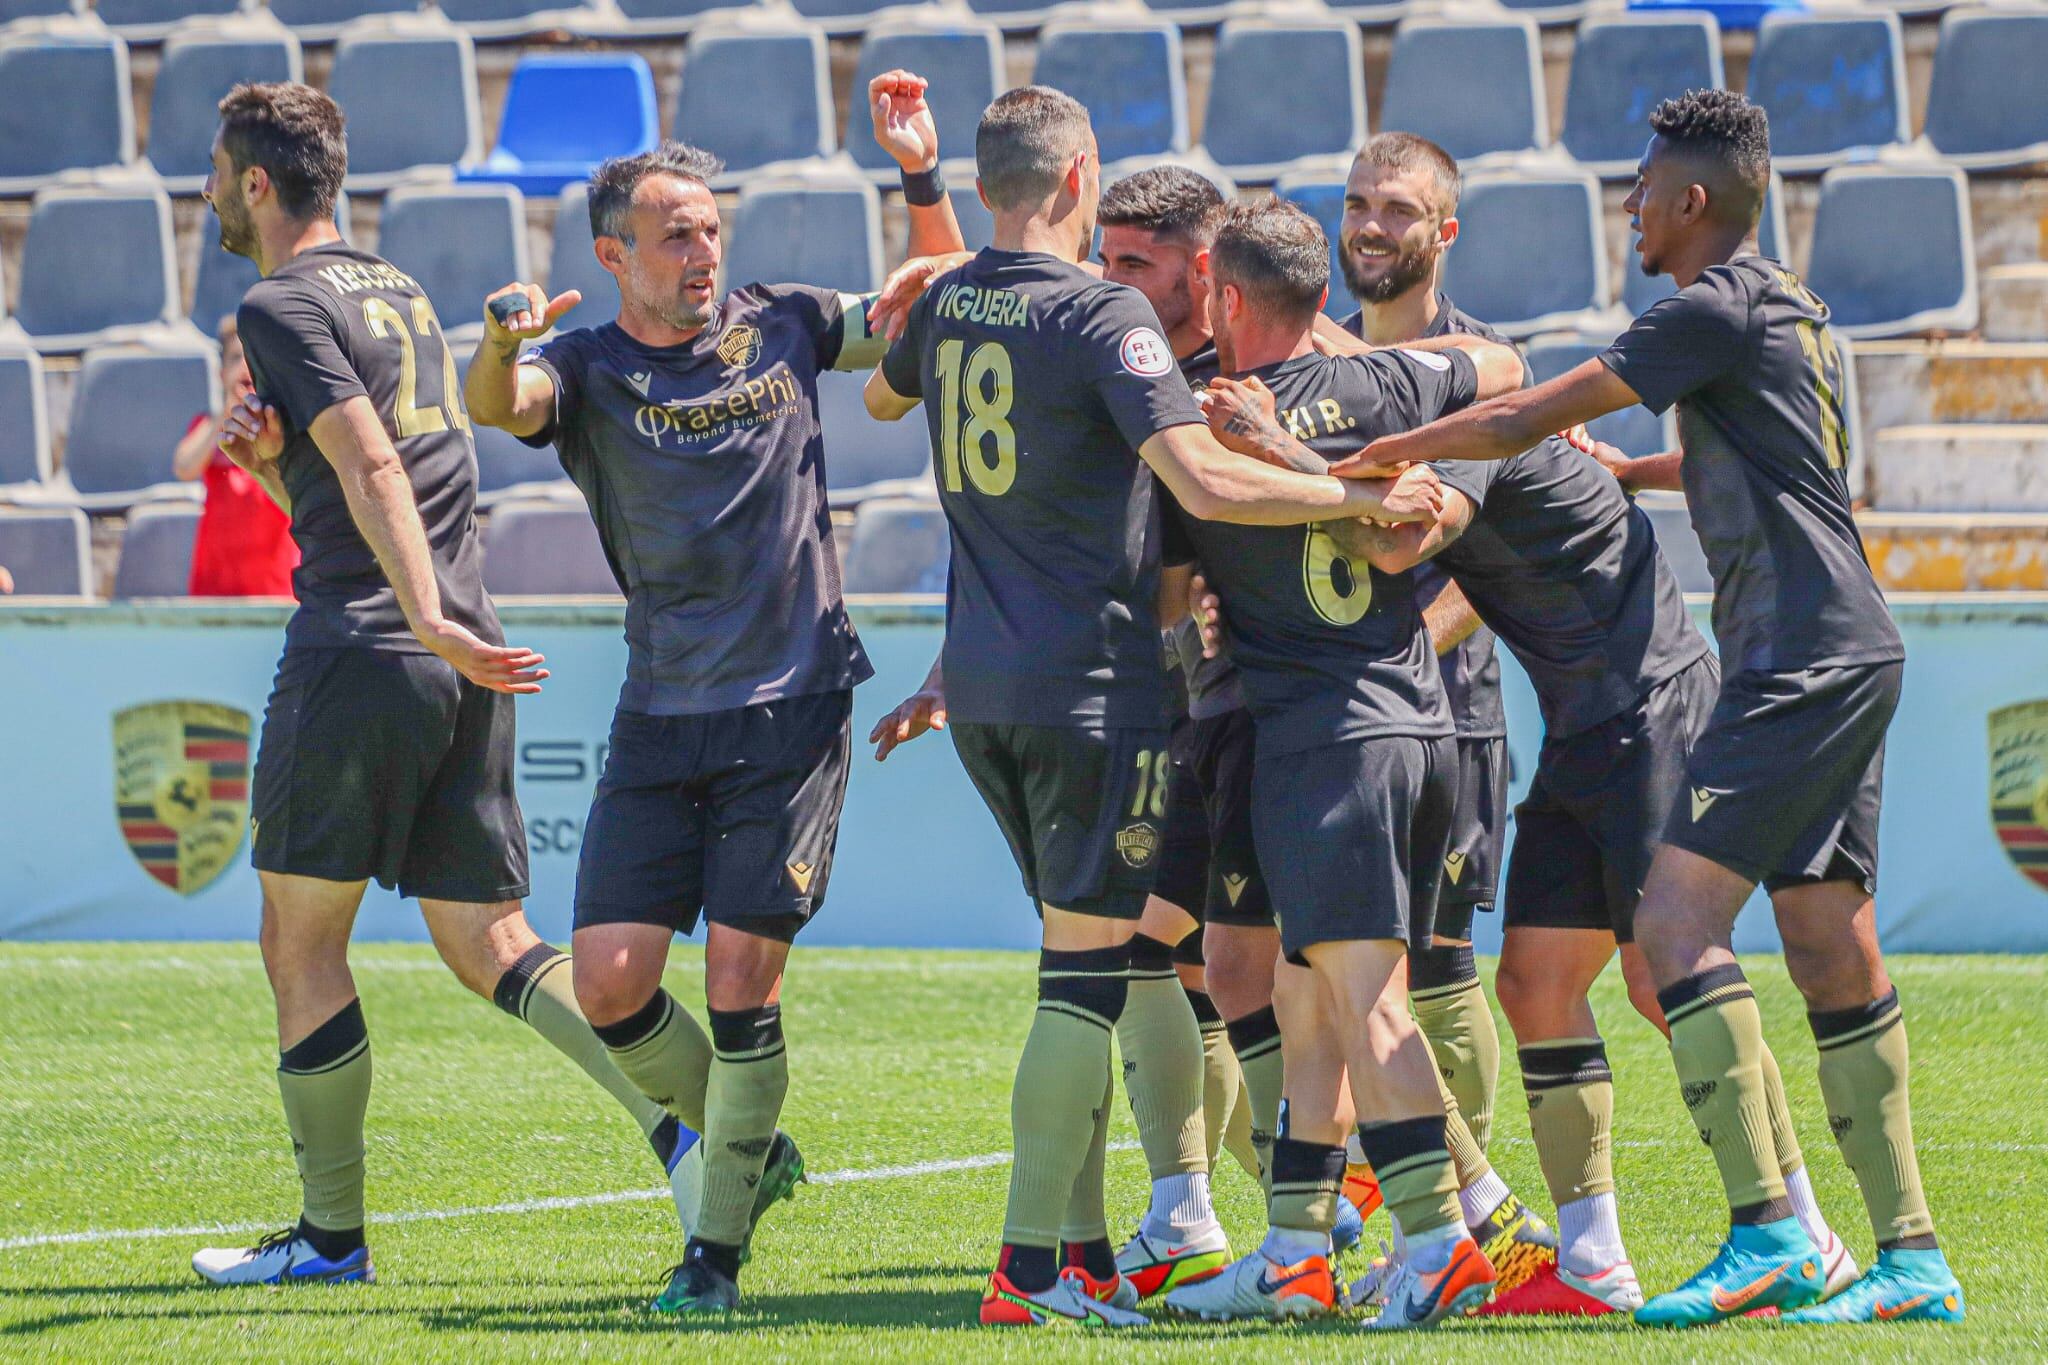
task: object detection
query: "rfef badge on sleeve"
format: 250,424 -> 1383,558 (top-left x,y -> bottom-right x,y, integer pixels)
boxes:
113,701 -> 252,895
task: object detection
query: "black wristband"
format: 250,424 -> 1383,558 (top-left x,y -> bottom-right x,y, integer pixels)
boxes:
900,163 -> 946,207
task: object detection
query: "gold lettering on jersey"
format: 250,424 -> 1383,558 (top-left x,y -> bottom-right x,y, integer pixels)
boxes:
631,361 -> 804,446
316,261 -> 426,297
933,283 -> 1031,329
1279,399 -> 1358,442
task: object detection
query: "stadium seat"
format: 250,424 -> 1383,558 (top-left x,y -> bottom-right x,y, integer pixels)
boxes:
1273,161 -> 1350,317
1198,17 -> 1365,182
1561,13 -> 1724,178
0,505 -> 91,595
591,0 -> 749,39
112,502 -> 202,597
1746,11 -> 1909,173
327,15 -> 480,190
435,0 -> 593,41
1805,163 -> 1977,340
0,344 -> 51,492
947,178 -> 994,253
0,0 -> 86,19
1524,334 -> 1672,458
842,496 -> 948,595
847,17 -> 1002,182
1323,0 -> 1412,26
547,183 -> 615,327
375,182 -> 529,336
460,350 -> 568,504
1034,19 -> 1187,166
787,0 -> 900,35
1633,491 -> 1712,593
189,192 -> 349,335
63,337 -> 217,508
817,369 -> 931,505
0,21 -> 134,194
267,0 -> 418,44
15,179 -> 178,351
96,0 -> 241,43
722,173 -> 882,295
1495,0 -> 1591,27
671,20 -> 833,184
1379,14 -> 1547,163
145,17 -> 303,193
963,0 -> 1066,32
481,495 -> 618,595
1621,170 -> 1786,316
1438,170 -> 1608,338
457,53 -> 656,195
1922,6 -> 2048,171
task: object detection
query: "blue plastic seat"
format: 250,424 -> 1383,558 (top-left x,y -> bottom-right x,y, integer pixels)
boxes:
1380,15 -> 1547,162
113,502 -> 204,597
1806,163 -> 1977,339
64,338 -> 217,508
818,369 -> 931,505
146,18 -> 302,193
16,181 -> 178,351
547,183 -> 615,330
1626,0 -> 1796,32
0,0 -> 86,19
0,345 -> 52,491
842,496 -> 948,595
376,183 -> 530,336
1562,13 -> 1723,178
0,23 -> 134,193
267,0 -> 417,43
672,22 -> 833,183
1525,335 -> 1672,458
1034,19 -> 1187,166
847,18 -> 1002,181
482,495 -> 618,595
458,54 -> 656,196
0,506 -> 92,595
1747,11 -> 1909,173
1273,163 -> 1349,317
97,0 -> 241,43
1439,170 -> 1608,338
327,16 -> 480,189
1923,6 -> 2048,171
1199,18 -> 1364,181
722,173 -> 883,295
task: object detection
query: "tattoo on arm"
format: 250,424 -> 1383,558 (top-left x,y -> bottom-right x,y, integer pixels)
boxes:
1222,407 -> 1330,475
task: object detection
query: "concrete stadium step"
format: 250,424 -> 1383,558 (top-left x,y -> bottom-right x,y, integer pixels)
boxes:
1854,342 -> 2048,430
1870,425 -> 2048,512
1860,511 -> 2048,591
1984,264 -> 2048,343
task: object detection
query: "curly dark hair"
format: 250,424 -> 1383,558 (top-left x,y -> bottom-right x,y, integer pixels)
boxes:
587,141 -> 725,242
1098,165 -> 1227,244
1648,89 -> 1770,217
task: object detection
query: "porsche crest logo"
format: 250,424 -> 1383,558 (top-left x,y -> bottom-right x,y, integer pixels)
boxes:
715,324 -> 762,370
1116,822 -> 1160,869
1990,700 -> 2048,892
113,701 -> 252,895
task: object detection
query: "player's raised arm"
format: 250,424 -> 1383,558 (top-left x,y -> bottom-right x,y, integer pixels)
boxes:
870,69 -> 966,260
465,283 -> 580,437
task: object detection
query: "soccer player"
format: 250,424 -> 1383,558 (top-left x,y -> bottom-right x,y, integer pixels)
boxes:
1338,89 -> 1963,1326
865,88 -> 1442,1328
1156,198 -> 1524,1330
188,82 -> 694,1286
460,75 -> 968,1316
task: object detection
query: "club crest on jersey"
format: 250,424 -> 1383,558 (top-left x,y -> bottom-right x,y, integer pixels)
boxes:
1989,700 -> 2048,892
113,701 -> 252,896
1116,821 -> 1161,869
1120,327 -> 1173,377
716,324 -> 762,370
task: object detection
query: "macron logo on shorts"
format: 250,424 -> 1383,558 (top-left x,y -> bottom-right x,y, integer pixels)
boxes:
1691,787 -> 1722,821
1120,327 -> 1174,377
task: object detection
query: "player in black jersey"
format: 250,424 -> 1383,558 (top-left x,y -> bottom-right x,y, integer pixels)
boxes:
188,83 -> 701,1288
866,88 -> 1442,1328
1343,91 -> 1960,1327
462,74 -> 970,1316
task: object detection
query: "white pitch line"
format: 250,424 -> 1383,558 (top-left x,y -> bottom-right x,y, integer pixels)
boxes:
0,1141 -> 1140,1255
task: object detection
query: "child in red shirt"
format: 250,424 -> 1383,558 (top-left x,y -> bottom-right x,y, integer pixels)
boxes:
173,317 -> 298,598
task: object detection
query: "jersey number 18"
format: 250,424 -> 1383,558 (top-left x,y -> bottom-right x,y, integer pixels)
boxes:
934,339 -> 1016,496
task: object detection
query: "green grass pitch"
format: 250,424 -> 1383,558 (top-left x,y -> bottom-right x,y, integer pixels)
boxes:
3,943 -> 2045,1361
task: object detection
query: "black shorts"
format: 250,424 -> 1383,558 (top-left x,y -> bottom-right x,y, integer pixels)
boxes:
951,721 -> 1170,919
1505,655 -> 1718,943
1664,660 -> 1900,895
1152,716 -> 1211,920
1253,733 -> 1456,964
250,645 -> 529,902
573,690 -> 852,941
1442,734 -> 1509,910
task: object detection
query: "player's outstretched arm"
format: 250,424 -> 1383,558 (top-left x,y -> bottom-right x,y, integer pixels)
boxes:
1331,358 -> 1643,473
1140,421 -> 1441,527
466,284 -> 578,437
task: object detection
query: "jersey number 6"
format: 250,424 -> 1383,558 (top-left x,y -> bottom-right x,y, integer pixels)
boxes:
1302,525 -> 1372,626
934,339 -> 1016,496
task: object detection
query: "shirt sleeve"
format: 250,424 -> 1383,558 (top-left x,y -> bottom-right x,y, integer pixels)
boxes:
513,330 -> 587,450
1352,346 -> 1480,428
1073,284 -> 1208,451
878,292 -> 926,401
236,279 -> 367,434
1431,455 -> 1497,508
1599,268 -> 1752,414
762,282 -> 873,372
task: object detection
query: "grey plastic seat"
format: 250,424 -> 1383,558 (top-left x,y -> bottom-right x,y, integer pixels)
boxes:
328,16 -> 480,188
63,338 -> 218,508
0,0 -> 87,19
16,181 -> 178,351
268,0 -> 417,42
0,345 -> 52,491
1633,492 -> 1712,593
376,182 -> 529,335
1274,162 -> 1349,316
1923,6 -> 2048,171
1495,0 -> 1590,26
1525,335 -> 1671,458
1324,0 -> 1411,25
113,502 -> 203,596
0,23 -> 135,193
1805,163 -> 1977,339
672,22 -> 833,183
722,174 -> 882,295
1562,13 -> 1724,179
547,183 -> 615,329
190,192 -> 348,335
594,0 -> 748,38
460,350 -> 569,504
1034,19 -> 1187,166
1622,170 -> 1785,317
1380,15 -> 1546,163
0,506 -> 92,595
1199,18 -> 1364,182
842,496 -> 948,595
789,0 -> 899,34
482,496 -> 618,595
948,179 -> 994,253
847,18 -> 1002,182
1747,12 -> 1908,174
1439,170 -> 1607,338
436,0 -> 593,41
146,18 -> 303,192
98,0 -> 242,43
818,369 -> 931,505
964,0 -> 1070,31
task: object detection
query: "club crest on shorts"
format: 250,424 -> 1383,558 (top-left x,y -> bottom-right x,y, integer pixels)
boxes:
716,323 -> 762,370
1989,700 -> 2048,892
1116,821 -> 1160,869
113,701 -> 252,896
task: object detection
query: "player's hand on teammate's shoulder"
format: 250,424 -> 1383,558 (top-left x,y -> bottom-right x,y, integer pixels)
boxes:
868,683 -> 947,762
1326,439 -> 1411,482
869,69 -> 940,173
418,616 -> 550,696
871,251 -> 973,341
220,392 -> 285,474
483,282 -> 580,346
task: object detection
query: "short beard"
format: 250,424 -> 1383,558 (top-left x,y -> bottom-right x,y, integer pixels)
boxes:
1341,237 -> 1434,306
1150,275 -> 1192,339
624,251 -> 713,331
215,191 -> 256,261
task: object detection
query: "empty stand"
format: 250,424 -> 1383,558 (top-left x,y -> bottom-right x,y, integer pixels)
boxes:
112,501 -> 202,596
1199,17 -> 1365,181
1525,334 -> 1672,458
1273,163 -> 1348,317
267,0 -> 417,44
0,506 -> 91,595
547,183 -> 615,327
327,16 -> 480,189
841,496 -> 948,595
1922,6 -> 2048,171
376,182 -> 529,335
482,495 -> 618,595
146,17 -> 302,193
15,180 -> 178,351
1496,0 -> 1591,27
1034,19 -> 1187,166
817,369 -> 931,504
789,0 -> 899,35
0,23 -> 134,194
597,0 -> 749,39
0,0 -> 86,19
1439,170 -> 1608,337
1562,12 -> 1724,178
847,17 -> 1002,181
436,0 -> 592,41
671,21 -> 833,182
0,345 -> 50,491
1379,15 -> 1546,163
459,53 -> 656,195
97,0 -> 241,43
1747,11 -> 1909,173
1806,163 -> 1977,339
722,174 -> 882,294
63,337 -> 217,508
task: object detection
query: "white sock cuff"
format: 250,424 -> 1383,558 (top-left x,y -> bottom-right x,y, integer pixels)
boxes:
1782,1165 -> 1831,1246
1457,1169 -> 1512,1228
1557,1192 -> 1626,1273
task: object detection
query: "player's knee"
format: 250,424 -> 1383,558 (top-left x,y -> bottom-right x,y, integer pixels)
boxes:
1491,953 -> 1540,1027
257,896 -> 344,983
704,930 -> 789,1013
573,960 -> 651,1029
